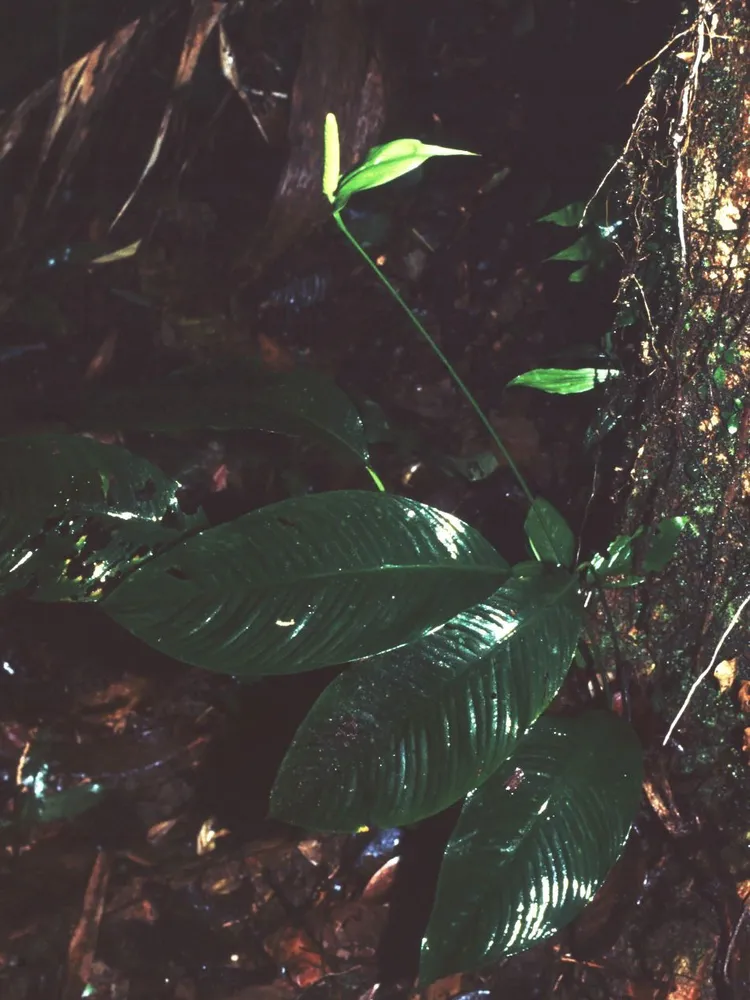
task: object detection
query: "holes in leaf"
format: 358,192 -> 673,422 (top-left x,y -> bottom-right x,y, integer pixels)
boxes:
94,575 -> 127,601
504,767 -> 525,793
41,514 -> 73,536
63,554 -> 89,581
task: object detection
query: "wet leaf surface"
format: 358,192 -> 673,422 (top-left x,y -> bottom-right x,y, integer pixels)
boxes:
103,490 -> 508,676
270,568 -> 581,830
419,711 -> 643,982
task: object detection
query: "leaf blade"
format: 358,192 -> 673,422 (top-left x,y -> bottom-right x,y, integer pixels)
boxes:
420,711 -> 643,982
103,491 -> 509,676
73,368 -> 371,466
333,137 -> 477,210
0,434 -> 200,600
508,367 -> 618,395
524,499 -> 575,567
270,567 -> 582,829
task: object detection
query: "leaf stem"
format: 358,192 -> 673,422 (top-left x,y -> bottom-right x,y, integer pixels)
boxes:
367,465 -> 386,492
333,211 -> 535,508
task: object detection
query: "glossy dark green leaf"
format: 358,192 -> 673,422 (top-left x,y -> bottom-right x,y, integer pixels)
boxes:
0,434 -> 202,599
589,517 -> 687,591
103,491 -> 509,677
590,532 -> 640,576
27,513 -> 203,602
508,367 -> 618,395
270,567 -> 582,830
524,499 -> 575,568
74,368 -> 370,466
589,531 -> 648,587
420,711 -> 642,983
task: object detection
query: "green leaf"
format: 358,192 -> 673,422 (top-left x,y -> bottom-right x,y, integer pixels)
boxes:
73,368 -> 370,466
420,711 -> 642,983
508,367 -> 618,395
270,567 -> 582,830
333,137 -> 478,211
103,491 -> 509,677
590,532 -> 640,577
546,233 -> 601,263
568,264 -> 591,283
525,499 -> 575,567
537,201 -> 586,227
27,513 -> 202,602
589,518 -> 687,588
0,434 -> 202,600
18,770 -> 104,826
13,730 -> 110,829
641,516 -> 687,573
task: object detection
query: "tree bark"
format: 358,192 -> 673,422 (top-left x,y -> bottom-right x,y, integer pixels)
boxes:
592,0 -> 750,991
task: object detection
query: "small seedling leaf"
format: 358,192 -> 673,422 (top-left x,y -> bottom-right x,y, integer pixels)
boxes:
333,137 -> 478,211
508,367 -> 618,395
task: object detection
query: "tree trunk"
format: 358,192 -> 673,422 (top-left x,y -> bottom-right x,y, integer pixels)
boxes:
593,0 -> 750,991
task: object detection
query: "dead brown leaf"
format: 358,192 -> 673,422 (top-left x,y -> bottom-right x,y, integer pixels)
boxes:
63,850 -> 111,1000
111,1 -> 224,228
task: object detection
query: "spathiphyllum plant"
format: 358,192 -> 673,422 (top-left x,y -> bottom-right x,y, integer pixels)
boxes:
0,113 -> 672,984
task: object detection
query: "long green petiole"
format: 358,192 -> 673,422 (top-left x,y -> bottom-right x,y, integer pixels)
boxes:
332,209 -> 534,508
324,112 -> 566,565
